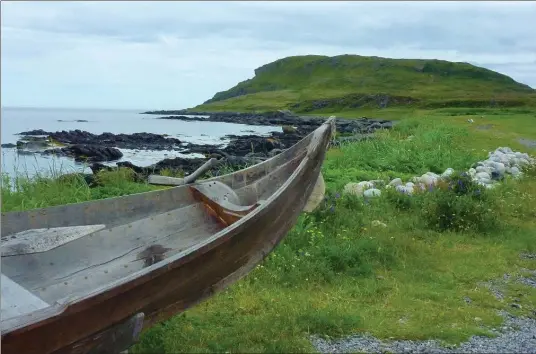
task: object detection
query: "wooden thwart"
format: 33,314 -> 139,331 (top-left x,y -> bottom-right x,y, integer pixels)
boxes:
190,181 -> 260,226
1,274 -> 50,321
1,225 -> 106,257
148,158 -> 219,186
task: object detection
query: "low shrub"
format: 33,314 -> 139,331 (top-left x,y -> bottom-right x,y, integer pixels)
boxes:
420,174 -> 502,233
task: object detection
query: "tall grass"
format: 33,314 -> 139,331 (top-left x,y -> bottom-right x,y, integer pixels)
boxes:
323,119 -> 482,190
1,168 -> 160,212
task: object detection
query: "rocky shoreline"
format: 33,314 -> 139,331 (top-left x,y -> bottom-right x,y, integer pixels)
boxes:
2,112 -> 393,181
150,110 -> 394,136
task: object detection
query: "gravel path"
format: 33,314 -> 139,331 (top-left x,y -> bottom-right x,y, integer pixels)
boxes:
312,254 -> 536,354
312,312 -> 536,354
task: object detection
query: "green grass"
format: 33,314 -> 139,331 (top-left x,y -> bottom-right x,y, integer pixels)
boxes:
1,168 -> 163,212
2,108 -> 536,353
192,55 -> 536,113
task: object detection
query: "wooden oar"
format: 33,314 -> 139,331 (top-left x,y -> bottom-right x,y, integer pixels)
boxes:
148,158 -> 219,186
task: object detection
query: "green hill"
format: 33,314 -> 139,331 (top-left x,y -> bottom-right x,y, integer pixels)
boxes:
193,54 -> 536,113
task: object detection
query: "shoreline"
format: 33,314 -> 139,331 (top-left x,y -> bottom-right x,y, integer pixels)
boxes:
2,113 -> 393,181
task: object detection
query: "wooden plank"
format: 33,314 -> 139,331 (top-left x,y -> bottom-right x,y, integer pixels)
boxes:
1,204 -> 214,291
52,313 -> 144,354
1,274 -> 50,321
233,152 -> 304,204
1,225 -> 106,257
35,221 -> 222,305
147,175 -> 185,186
1,185 -> 196,237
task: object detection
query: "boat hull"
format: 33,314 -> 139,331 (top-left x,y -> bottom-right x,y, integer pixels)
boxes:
1,119 -> 334,354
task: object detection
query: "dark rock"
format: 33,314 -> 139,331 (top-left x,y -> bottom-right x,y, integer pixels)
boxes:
90,163 -> 113,175
44,145 -> 123,163
57,119 -> 89,122
1,143 -> 17,148
152,111 -> 393,136
18,130 -> 181,151
16,136 -> 51,150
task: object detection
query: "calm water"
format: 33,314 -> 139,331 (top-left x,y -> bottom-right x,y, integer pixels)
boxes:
0,107 -> 280,179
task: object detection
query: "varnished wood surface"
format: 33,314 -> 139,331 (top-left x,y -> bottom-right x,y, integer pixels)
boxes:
0,117 -> 335,354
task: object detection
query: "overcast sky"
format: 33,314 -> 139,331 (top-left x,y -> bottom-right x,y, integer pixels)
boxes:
1,1 -> 535,110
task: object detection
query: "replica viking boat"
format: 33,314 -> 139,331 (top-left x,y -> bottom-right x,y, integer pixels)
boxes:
0,117 -> 336,354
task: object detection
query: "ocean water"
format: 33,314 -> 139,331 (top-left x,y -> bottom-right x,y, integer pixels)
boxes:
0,107 -> 280,179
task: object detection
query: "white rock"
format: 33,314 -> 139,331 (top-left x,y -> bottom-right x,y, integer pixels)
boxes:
388,178 -> 403,187
395,185 -> 414,195
510,166 -> 521,177
486,162 -> 506,179
475,171 -> 491,180
506,153 -> 517,160
420,174 -> 438,186
468,168 -> 477,177
478,177 -> 493,185
489,155 -> 502,163
441,168 -> 454,178
405,182 -> 415,188
343,181 -> 374,196
371,220 -> 387,228
515,152 -> 526,159
476,166 -> 492,174
343,183 -> 363,196
518,158 -> 530,166
363,188 -> 382,198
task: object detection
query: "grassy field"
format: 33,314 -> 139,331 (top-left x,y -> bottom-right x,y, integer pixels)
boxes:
2,107 -> 535,353
193,55 -> 536,113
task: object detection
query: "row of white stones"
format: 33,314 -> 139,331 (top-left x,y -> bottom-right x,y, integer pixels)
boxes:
343,147 -> 535,198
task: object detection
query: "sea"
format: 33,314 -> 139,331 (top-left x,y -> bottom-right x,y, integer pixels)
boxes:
0,107 -> 280,180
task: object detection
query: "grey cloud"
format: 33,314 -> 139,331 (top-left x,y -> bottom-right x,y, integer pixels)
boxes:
1,1 -> 535,109
3,1 -> 535,54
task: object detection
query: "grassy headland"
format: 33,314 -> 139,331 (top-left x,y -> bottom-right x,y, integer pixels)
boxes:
192,54 -> 536,113
2,55 -> 536,353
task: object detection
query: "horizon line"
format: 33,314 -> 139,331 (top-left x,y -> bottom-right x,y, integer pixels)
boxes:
0,105 -> 186,112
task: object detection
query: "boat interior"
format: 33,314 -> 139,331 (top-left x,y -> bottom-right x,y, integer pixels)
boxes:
0,132 -> 313,329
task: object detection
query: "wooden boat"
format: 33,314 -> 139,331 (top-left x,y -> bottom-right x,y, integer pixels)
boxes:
0,117 -> 336,354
